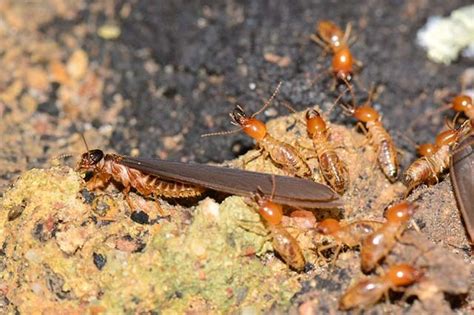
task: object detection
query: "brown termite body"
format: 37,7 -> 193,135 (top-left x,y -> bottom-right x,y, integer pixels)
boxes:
203,82 -> 312,178
316,218 -> 383,261
360,201 -> 417,273
310,20 -> 359,83
77,150 -> 205,212
403,119 -> 473,191
248,184 -> 306,271
78,150 -> 343,211
339,263 -> 423,310
230,105 -> 312,178
305,109 -> 349,194
337,85 -> 399,182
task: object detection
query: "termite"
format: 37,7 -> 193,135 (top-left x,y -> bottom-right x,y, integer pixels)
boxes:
449,133 -> 474,242
77,148 -> 342,210
77,150 -> 205,213
360,201 -> 417,273
403,119 -> 473,191
310,20 -> 360,84
339,263 -> 423,310
247,182 -> 306,271
336,85 -> 399,182
203,82 -> 312,178
316,218 -> 383,261
305,109 -> 350,194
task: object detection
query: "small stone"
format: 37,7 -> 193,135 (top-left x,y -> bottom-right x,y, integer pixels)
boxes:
92,252 -> 107,270
67,49 -> 89,80
97,24 -> 121,40
130,211 -> 150,225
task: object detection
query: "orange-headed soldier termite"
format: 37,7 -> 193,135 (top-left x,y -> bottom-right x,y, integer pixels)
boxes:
247,179 -> 306,271
336,84 -> 399,182
339,263 -> 423,310
77,150 -> 342,210
316,218 -> 383,262
310,20 -> 360,84
450,133 -> 474,242
403,119 -> 473,192
360,201 -> 417,273
305,109 -> 350,194
202,82 -> 312,178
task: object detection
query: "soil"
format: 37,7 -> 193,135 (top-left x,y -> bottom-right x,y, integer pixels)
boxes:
0,0 -> 472,314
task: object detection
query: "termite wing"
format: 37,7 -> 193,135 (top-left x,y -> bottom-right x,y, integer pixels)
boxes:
450,134 -> 474,241
118,156 -> 343,209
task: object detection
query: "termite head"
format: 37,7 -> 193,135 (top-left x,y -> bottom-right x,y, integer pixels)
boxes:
332,48 -> 353,82
385,201 -> 417,224
253,190 -> 283,226
417,143 -> 436,157
316,218 -> 341,235
452,94 -> 472,113
306,109 -> 327,136
230,105 -> 267,141
77,149 -> 105,171
317,20 -> 344,50
353,106 -> 380,123
385,264 -> 423,286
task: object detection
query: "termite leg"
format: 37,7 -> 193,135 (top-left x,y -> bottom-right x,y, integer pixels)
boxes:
240,149 -> 264,169
310,34 -> 331,55
316,243 -> 339,261
151,194 -> 166,216
342,22 -> 352,44
410,219 -> 422,234
86,173 -> 111,191
355,121 -> 369,136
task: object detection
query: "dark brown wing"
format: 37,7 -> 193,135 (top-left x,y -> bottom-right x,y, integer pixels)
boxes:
450,135 -> 474,242
119,156 -> 342,209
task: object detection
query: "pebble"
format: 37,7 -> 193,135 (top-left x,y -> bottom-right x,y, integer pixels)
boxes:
67,49 -> 89,80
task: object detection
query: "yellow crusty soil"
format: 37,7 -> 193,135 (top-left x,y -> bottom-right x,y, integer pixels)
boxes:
0,109 -> 471,314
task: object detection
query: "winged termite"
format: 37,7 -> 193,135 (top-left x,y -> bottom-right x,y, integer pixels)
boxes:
76,151 -> 343,209
449,134 -> 474,241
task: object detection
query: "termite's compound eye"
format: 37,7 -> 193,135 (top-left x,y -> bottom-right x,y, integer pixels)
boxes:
79,150 -> 104,170
87,149 -> 104,165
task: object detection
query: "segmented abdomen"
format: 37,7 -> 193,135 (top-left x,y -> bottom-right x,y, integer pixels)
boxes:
269,224 -> 306,271
107,157 -> 204,198
260,135 -> 312,178
313,136 -> 349,194
367,121 -> 398,182
403,145 -> 450,189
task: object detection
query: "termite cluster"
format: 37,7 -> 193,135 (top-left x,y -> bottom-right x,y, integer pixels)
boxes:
73,19 -> 472,312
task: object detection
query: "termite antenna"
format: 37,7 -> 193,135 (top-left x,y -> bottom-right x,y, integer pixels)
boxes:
79,132 -> 93,165
366,83 -> 378,105
80,132 -> 90,152
201,129 -> 242,138
411,105 -> 453,131
252,81 -> 283,117
281,100 -> 297,113
327,86 -> 352,115
281,100 -> 308,126
341,76 -> 357,108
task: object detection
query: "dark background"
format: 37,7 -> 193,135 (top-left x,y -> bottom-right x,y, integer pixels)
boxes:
41,0 -> 474,163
